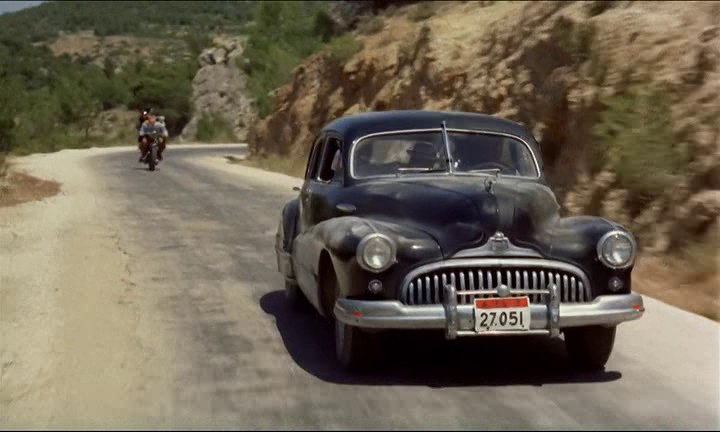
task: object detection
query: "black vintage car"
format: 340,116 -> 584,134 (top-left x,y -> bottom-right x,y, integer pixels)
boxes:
275,110 -> 645,371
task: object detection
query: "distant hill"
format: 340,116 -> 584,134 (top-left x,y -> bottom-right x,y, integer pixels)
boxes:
0,0 -> 352,157
0,1 -> 254,42
0,1 -> 262,156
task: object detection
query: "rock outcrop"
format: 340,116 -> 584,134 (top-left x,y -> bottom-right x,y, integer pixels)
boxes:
181,36 -> 256,142
249,0 -> 720,254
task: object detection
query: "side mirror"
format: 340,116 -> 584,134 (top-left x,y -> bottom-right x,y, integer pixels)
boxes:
335,203 -> 356,215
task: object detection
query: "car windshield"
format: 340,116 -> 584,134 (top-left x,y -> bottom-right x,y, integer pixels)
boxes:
351,131 -> 538,178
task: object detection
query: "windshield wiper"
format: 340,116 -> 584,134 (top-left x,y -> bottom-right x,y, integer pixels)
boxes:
465,168 -> 502,175
396,167 -> 447,176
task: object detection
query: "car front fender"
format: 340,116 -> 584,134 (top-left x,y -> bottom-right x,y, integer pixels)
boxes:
279,198 -> 299,252
532,215 -> 636,296
313,216 -> 443,300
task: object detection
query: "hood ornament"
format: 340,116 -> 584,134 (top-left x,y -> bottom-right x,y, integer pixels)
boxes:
484,177 -> 495,193
489,232 -> 509,253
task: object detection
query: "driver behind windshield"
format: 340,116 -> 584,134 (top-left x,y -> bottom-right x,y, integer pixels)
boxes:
405,141 -> 445,170
450,134 -> 506,173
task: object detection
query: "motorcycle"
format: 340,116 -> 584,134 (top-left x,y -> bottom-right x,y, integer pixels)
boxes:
140,131 -> 161,171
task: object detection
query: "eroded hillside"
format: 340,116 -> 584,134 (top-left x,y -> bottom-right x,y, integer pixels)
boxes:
42,30 -> 193,70
248,0 -> 719,318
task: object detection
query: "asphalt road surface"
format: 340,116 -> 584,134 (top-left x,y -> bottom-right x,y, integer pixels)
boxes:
1,145 -> 718,430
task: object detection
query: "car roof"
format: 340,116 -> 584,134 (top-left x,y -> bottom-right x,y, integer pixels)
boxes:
321,110 -> 539,150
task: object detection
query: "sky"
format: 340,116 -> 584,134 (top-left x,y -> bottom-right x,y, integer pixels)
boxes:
0,0 -> 44,15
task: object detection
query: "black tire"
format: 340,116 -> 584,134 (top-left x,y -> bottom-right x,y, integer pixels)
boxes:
149,146 -> 157,171
564,325 -> 617,370
325,267 -> 378,371
284,279 -> 305,308
335,319 -> 378,371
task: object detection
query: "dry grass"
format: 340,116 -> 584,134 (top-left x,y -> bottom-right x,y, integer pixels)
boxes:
357,16 -> 385,35
0,170 -> 61,208
634,243 -> 720,322
227,154 -> 304,179
42,30 -> 190,68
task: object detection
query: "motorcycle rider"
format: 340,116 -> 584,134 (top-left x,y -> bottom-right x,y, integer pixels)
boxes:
137,108 -> 151,151
138,113 -> 168,162
137,107 -> 152,130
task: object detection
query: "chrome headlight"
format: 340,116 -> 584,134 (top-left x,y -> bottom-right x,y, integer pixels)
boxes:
597,230 -> 636,269
357,233 -> 396,273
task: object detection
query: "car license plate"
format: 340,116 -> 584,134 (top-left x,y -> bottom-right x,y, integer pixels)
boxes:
474,296 -> 531,332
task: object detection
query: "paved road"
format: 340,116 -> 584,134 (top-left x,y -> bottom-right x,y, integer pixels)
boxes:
5,145 -> 720,429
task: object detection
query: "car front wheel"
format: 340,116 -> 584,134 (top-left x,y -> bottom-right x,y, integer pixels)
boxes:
564,325 -> 617,370
326,266 -> 377,371
284,279 -> 305,308
335,319 -> 376,371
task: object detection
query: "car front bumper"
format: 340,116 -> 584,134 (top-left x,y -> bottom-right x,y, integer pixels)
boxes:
334,285 -> 645,339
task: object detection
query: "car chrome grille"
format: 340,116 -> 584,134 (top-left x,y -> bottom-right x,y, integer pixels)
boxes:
400,264 -> 592,305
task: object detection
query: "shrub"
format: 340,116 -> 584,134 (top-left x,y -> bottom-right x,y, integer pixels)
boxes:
184,32 -> 213,58
0,151 -> 7,178
588,48 -> 608,86
241,1 -> 327,118
313,8 -> 336,43
572,22 -> 596,62
327,34 -> 364,64
593,84 -> 691,202
124,59 -> 196,135
94,77 -> 132,110
242,43 -> 305,118
555,18 -> 597,63
586,1 -> 618,17
358,16 -> 384,35
409,2 -> 436,22
195,113 -> 236,143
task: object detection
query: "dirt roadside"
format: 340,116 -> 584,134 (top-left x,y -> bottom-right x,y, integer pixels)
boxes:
0,148 -> 173,429
0,170 -> 61,208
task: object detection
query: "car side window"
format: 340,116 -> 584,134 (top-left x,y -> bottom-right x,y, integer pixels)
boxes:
330,147 -> 344,183
317,137 -> 342,184
305,135 -> 324,180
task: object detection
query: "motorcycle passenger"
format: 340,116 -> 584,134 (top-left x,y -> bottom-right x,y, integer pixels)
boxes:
138,114 -> 168,162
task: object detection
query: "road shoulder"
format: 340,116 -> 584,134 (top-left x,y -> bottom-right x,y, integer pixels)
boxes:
0,148 -> 167,428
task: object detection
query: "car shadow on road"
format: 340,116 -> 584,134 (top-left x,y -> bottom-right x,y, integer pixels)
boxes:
259,290 -> 622,387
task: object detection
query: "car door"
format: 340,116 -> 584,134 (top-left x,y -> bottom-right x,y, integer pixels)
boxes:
307,135 -> 344,226
294,134 -> 327,303
298,135 -> 324,232
294,135 -> 345,307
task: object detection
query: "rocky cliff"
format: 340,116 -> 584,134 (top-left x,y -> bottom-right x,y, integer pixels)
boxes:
249,0 -> 719,257
181,36 -> 256,142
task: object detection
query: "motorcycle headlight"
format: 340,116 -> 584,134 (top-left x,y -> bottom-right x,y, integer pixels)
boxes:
597,230 -> 636,269
357,233 -> 396,273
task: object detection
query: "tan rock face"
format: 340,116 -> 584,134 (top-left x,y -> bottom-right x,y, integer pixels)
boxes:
182,36 -> 256,142
249,0 -> 720,251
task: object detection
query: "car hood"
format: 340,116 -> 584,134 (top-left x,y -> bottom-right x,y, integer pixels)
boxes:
342,176 -> 561,257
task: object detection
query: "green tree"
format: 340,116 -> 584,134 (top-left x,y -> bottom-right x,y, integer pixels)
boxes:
0,78 -> 23,153
593,84 -> 691,201
241,1 -> 329,117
